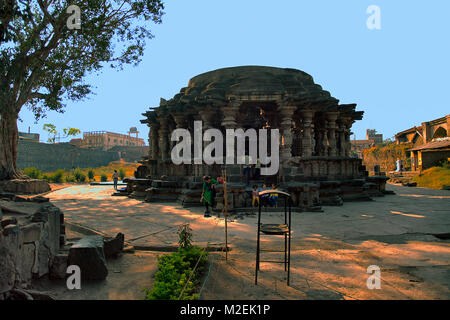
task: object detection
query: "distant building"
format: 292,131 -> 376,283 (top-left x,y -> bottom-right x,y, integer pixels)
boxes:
19,131 -> 40,142
366,129 -> 383,144
395,114 -> 449,146
410,138 -> 450,171
70,128 -> 145,151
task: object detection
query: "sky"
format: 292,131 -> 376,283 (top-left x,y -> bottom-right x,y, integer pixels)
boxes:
18,0 -> 450,144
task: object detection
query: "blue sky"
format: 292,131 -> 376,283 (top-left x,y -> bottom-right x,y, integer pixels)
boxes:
18,0 -> 450,143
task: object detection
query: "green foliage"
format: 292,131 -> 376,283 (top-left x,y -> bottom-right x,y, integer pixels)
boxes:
144,246 -> 208,300
100,174 -> 108,182
87,168 -> 95,181
363,143 -> 413,172
65,175 -> 75,183
49,169 -> 65,183
73,168 -> 86,182
1,1 -> 165,121
118,168 -> 126,180
43,124 -> 80,143
23,167 -> 43,179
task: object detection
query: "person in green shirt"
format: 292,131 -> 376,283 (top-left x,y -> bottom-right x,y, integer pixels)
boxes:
201,175 -> 218,217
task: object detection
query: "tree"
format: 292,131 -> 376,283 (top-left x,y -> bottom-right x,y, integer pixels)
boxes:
0,0 -> 164,180
43,123 -> 80,143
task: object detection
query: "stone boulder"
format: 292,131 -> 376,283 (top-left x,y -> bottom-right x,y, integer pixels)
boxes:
104,233 -> 125,258
68,235 -> 108,280
0,179 -> 50,194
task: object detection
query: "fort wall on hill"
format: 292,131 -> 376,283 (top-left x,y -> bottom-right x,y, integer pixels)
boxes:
17,141 -> 148,171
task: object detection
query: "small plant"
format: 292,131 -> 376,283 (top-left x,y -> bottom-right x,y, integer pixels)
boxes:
50,169 -> 65,183
87,168 -> 95,181
178,223 -> 193,249
72,168 -> 87,183
118,168 -> 126,180
65,175 -> 75,183
144,225 -> 208,300
23,167 -> 43,179
100,173 -> 108,182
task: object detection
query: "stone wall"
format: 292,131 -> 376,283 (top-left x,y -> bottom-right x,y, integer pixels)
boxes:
17,141 -> 147,171
18,141 -> 119,171
108,146 -> 149,163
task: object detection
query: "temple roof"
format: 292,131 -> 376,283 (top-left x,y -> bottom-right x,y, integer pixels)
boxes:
142,66 -> 363,122
161,66 -> 338,108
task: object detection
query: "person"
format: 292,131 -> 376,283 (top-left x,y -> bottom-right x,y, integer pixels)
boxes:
112,170 -> 119,190
269,184 -> 278,207
201,176 -> 218,217
252,185 -> 259,207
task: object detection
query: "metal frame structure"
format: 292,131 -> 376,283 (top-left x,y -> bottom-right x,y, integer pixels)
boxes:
255,189 -> 292,286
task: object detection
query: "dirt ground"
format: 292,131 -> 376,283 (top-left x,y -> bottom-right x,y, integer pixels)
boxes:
30,183 -> 450,300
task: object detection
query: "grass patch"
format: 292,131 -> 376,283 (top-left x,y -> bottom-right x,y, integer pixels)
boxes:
413,164 -> 450,189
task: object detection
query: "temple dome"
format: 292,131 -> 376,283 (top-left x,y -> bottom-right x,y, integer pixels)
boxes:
160,66 -> 337,109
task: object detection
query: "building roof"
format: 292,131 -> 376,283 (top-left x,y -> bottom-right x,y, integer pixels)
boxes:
142,66 -> 364,123
410,139 -> 450,151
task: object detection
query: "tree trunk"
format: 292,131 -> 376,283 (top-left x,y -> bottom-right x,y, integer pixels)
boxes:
0,109 -> 25,180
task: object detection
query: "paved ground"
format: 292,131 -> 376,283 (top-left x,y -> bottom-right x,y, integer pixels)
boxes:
45,184 -> 450,300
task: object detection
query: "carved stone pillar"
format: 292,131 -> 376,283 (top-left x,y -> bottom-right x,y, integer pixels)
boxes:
277,104 -> 297,162
172,113 -> 188,175
221,102 -> 239,129
158,116 -> 170,161
341,116 -> 353,157
149,121 -> 159,161
300,110 -> 314,158
337,121 -> 346,157
200,108 -> 217,176
326,112 -> 339,157
221,101 -> 241,181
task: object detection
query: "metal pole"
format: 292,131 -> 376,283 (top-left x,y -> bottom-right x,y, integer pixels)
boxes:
223,169 -> 228,261
255,194 -> 262,285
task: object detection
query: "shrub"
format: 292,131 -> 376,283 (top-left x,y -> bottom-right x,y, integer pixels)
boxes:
50,169 -> 65,183
23,167 -> 43,179
87,168 -> 95,181
144,246 -> 208,300
100,173 -> 108,182
118,168 -> 126,180
65,175 -> 75,183
73,168 -> 87,183
144,223 -> 207,300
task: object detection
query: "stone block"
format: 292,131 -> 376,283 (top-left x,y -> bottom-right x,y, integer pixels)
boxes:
50,253 -> 68,279
104,233 -> 125,258
68,235 -> 108,280
20,222 -> 42,243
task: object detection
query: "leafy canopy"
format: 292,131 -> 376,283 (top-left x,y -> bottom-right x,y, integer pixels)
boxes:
0,0 -> 164,119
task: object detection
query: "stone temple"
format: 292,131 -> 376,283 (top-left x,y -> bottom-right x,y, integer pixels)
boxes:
130,66 -> 387,210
